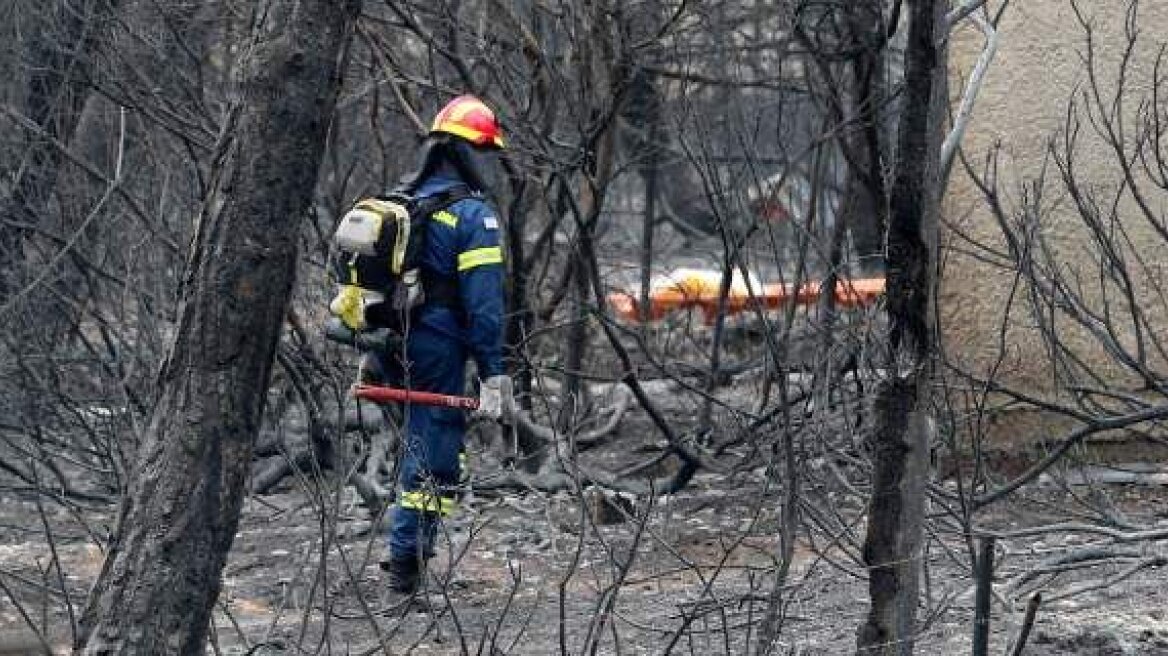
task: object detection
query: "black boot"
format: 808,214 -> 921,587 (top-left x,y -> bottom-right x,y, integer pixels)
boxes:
380,554 -> 424,594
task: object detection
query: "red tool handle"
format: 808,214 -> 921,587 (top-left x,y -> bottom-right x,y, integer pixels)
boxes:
352,384 -> 480,410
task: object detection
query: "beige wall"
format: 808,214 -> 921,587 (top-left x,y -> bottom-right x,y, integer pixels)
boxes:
942,2 -> 1168,403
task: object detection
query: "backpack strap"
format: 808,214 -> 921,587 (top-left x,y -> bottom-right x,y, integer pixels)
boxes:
420,269 -> 462,310
409,184 -> 474,219
413,184 -> 475,310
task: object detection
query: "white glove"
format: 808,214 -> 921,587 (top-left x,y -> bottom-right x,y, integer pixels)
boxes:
474,375 -> 514,422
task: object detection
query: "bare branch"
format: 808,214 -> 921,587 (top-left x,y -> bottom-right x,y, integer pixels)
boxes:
940,12 -> 1000,192
945,0 -> 990,32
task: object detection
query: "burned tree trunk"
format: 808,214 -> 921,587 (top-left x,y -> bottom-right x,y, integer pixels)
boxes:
855,0 -> 947,654
76,1 -> 360,653
839,2 -> 891,277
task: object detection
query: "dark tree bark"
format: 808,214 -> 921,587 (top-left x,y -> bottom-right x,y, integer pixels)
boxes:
76,1 -> 361,653
624,67 -> 663,328
839,2 -> 890,277
855,0 -> 947,654
503,172 -> 535,410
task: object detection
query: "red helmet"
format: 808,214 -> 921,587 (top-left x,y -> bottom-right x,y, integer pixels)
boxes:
430,95 -> 505,149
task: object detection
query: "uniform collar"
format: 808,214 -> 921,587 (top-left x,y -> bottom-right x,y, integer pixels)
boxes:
416,168 -> 466,198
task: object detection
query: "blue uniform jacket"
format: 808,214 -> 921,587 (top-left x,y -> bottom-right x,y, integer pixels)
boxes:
412,172 -> 505,378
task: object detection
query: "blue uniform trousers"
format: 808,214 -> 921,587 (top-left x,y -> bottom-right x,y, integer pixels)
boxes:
365,323 -> 467,559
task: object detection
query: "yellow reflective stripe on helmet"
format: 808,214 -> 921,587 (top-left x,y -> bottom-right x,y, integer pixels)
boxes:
438,122 -> 489,145
431,210 -> 458,228
400,490 -> 458,516
457,246 -> 503,271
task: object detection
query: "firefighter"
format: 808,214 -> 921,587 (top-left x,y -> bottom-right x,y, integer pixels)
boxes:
363,95 -> 513,594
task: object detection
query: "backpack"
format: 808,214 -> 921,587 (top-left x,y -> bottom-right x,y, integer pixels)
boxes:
328,185 -> 472,332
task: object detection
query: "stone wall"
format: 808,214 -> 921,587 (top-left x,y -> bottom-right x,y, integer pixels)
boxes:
943,2 -> 1168,388
941,2 -> 1168,449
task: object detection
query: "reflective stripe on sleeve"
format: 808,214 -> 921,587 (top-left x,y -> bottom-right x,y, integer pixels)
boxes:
457,246 -> 503,271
